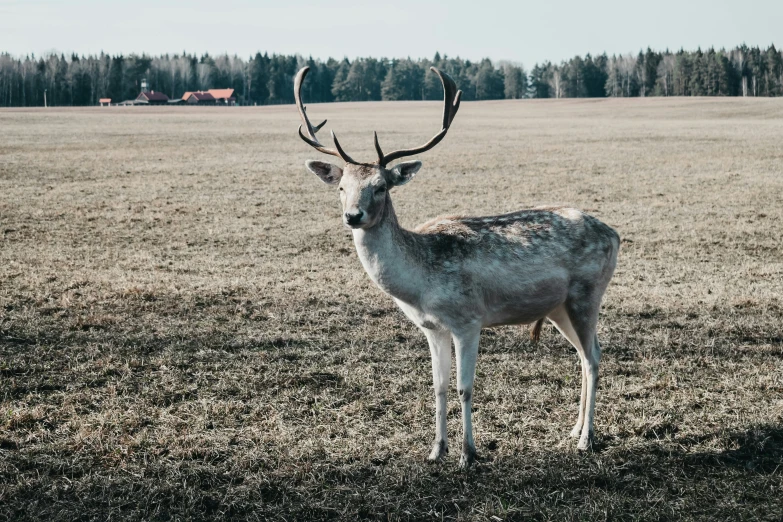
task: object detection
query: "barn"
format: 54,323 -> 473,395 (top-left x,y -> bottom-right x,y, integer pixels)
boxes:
180,89 -> 236,105
183,92 -> 216,105
207,88 -> 236,105
136,91 -> 170,104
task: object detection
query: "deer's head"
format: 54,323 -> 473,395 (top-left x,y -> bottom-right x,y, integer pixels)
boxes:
295,66 -> 461,229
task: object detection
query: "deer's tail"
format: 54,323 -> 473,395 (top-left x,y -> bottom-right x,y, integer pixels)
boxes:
530,318 -> 545,343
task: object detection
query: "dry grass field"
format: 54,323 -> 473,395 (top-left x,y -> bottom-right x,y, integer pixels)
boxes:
1,98 -> 782,521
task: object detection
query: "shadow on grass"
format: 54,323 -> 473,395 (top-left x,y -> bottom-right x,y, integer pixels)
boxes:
3,424 -> 782,521
2,316 -> 782,520
675,424 -> 783,474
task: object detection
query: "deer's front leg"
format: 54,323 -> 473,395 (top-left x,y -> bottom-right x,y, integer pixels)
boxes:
453,327 -> 481,468
424,328 -> 452,461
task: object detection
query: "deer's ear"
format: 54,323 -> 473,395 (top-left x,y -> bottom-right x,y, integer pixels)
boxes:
306,160 -> 343,185
388,160 -> 422,187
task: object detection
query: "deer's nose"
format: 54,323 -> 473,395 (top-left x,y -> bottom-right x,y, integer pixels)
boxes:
344,211 -> 364,226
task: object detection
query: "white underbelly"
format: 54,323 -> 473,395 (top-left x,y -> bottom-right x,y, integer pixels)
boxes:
394,298 -> 447,330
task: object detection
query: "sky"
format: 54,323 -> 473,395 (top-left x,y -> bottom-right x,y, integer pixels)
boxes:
1,0 -> 780,67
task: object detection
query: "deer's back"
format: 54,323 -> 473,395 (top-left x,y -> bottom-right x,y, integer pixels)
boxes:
412,206 -> 618,268
405,207 -> 619,327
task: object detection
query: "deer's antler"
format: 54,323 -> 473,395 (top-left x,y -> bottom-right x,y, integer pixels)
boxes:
295,66 -> 359,165
374,67 -> 462,167
295,66 -> 461,167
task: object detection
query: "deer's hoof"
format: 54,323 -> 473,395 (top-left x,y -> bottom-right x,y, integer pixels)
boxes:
577,432 -> 594,451
428,440 -> 448,462
459,445 -> 477,469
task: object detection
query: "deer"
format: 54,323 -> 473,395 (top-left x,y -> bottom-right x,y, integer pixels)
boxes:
294,66 -> 620,468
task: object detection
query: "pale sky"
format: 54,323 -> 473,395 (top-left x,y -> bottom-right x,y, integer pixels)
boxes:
1,0 -> 780,67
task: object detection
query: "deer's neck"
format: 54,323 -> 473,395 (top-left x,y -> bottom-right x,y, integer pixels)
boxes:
351,197 -> 425,305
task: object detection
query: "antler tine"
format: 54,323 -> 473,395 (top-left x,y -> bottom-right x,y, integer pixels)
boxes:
373,131 -> 385,165
376,67 -> 462,167
294,66 -> 358,164
312,117 -> 327,133
294,67 -> 320,141
431,67 -> 461,129
331,131 -> 359,165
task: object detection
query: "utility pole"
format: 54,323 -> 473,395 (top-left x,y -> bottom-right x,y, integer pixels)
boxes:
44,89 -> 47,108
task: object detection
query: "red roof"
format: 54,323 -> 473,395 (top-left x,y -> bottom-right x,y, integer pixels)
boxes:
207,88 -> 234,100
137,91 -> 169,102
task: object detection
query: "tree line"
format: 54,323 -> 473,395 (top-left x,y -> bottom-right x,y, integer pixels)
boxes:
0,44 -> 780,107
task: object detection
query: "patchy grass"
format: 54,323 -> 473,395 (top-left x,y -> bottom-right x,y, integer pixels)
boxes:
1,99 -> 782,521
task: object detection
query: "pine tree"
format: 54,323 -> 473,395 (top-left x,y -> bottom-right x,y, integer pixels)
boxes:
673,50 -> 691,96
248,53 -> 270,104
1,44 -> 783,107
381,59 -> 423,101
564,55 -> 585,98
475,59 -> 504,100
331,59 -> 352,101
422,58 -> 443,100
528,63 -> 551,98
641,48 -> 660,96
766,45 -> 782,96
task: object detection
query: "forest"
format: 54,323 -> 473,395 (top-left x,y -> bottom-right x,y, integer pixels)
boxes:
0,44 -> 781,106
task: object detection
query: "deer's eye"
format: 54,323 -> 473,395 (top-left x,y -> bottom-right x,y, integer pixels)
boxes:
375,186 -> 386,194
339,187 -> 344,191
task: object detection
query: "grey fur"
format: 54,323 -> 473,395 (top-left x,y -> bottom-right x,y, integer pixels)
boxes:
307,162 -> 620,466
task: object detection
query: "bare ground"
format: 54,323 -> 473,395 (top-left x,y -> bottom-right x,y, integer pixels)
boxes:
1,99 -> 782,521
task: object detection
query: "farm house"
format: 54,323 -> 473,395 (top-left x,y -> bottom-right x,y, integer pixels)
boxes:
182,89 -> 236,105
135,91 -> 169,104
182,91 -> 216,105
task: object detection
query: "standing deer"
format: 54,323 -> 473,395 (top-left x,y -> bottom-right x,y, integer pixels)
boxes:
294,66 -> 619,468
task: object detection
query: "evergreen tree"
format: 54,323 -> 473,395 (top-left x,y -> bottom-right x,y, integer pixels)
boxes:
562,55 -> 584,98
331,59 -> 353,101
583,54 -> 608,97
640,48 -> 661,96
673,50 -> 691,96
422,56 -> 443,100
766,45 -> 782,96
475,59 -> 504,100
381,59 -> 423,101
248,52 -> 270,104
688,48 -> 707,96
0,44 -> 781,107
528,63 -> 551,98
107,55 -> 125,102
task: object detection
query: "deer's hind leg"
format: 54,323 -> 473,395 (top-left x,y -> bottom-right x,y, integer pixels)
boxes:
547,296 -> 602,451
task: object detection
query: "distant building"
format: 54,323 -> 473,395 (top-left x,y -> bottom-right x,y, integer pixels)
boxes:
99,98 -> 111,106
181,89 -> 236,106
136,91 -> 170,104
120,87 -> 236,107
183,92 -> 216,105
207,88 -> 236,105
